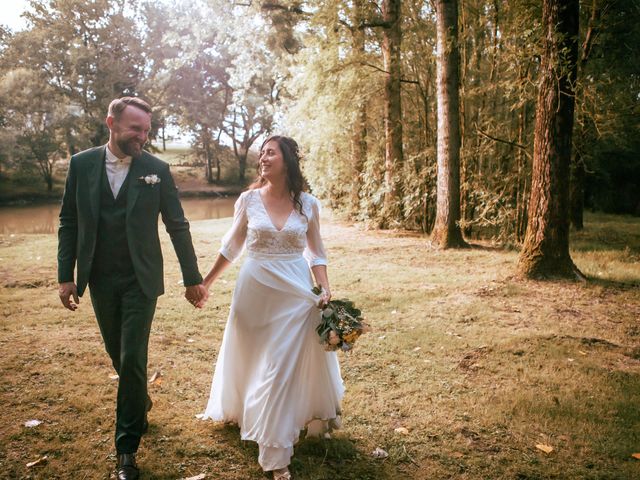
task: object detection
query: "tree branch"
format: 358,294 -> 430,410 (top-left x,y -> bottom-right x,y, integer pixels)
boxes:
360,62 -> 419,84
475,124 -> 530,155
261,2 -> 309,16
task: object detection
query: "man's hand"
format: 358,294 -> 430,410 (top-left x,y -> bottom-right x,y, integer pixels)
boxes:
185,284 -> 209,308
58,282 -> 79,311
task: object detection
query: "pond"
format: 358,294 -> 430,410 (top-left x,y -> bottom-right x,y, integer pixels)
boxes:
0,196 -> 237,234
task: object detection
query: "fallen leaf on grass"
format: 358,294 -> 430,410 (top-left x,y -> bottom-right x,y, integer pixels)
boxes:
26,456 -> 48,468
578,350 -> 587,356
24,420 -> 42,428
179,475 -> 206,480
371,447 -> 389,459
194,413 -> 205,420
394,427 -> 409,435
109,374 -> 119,380
187,339 -> 195,343
148,370 -> 162,385
631,453 -> 640,460
413,347 -> 421,352
535,444 -> 554,454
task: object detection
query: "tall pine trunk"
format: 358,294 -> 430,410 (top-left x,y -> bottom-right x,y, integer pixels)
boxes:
569,154 -> 585,230
432,0 -> 467,248
350,0 -> 368,215
381,0 -> 404,227
518,0 -> 582,279
570,0 -> 600,231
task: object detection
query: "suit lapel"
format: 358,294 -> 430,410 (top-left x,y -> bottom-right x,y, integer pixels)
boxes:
88,146 -> 106,223
126,154 -> 146,220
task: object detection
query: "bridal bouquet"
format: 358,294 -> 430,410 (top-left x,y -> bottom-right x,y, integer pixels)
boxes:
313,286 -> 370,352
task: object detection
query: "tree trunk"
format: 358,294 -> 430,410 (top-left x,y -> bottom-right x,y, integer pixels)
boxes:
203,133 -> 214,184
350,0 -> 368,215
432,0 -> 467,248
518,0 -> 582,279
381,0 -> 404,227
161,118 -> 166,152
350,105 -> 367,214
569,153 -> 585,230
216,129 -> 223,182
516,103 -> 529,242
238,151 -> 247,182
570,0 -> 600,231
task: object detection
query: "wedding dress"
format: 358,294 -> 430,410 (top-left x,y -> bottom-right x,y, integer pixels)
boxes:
203,189 -> 344,471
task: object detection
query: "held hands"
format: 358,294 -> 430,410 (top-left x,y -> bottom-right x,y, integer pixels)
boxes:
185,283 -> 209,308
58,282 -> 79,311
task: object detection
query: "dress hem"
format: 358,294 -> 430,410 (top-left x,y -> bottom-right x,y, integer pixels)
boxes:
200,412 -> 343,449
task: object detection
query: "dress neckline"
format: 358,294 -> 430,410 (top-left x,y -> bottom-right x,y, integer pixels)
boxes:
256,190 -> 295,232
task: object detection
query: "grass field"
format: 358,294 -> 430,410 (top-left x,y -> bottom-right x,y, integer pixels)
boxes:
0,212 -> 639,479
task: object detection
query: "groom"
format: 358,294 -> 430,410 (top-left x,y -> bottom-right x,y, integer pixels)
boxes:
57,97 -> 208,479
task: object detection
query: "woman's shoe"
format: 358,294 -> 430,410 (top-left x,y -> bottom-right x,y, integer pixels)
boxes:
272,467 -> 291,479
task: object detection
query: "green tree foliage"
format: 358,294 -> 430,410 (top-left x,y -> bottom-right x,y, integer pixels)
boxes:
1,0 -> 637,237
0,68 -> 66,190
270,0 -> 638,239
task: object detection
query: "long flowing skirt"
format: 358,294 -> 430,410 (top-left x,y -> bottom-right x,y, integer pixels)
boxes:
203,253 -> 344,470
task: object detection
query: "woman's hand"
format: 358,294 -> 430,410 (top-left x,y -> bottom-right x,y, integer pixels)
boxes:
319,286 -> 332,307
311,264 -> 331,307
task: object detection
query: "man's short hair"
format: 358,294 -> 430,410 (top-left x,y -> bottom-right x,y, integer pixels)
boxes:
108,97 -> 152,119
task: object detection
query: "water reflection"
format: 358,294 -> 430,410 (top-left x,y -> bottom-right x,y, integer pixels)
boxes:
0,196 -> 237,234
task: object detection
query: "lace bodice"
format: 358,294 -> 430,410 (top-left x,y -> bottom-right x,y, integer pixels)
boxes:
219,190 -> 327,266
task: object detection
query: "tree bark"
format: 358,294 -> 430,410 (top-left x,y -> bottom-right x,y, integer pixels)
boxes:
202,129 -> 214,184
570,0 -> 600,231
350,0 -> 368,215
569,153 -> 585,230
161,118 -> 166,152
432,0 -> 467,248
381,0 -> 404,227
238,150 -> 248,182
518,0 -> 582,279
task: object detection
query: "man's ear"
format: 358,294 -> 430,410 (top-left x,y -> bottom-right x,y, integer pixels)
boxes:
106,115 -> 115,130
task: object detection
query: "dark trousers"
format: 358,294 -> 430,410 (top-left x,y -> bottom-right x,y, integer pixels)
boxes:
89,273 -> 157,454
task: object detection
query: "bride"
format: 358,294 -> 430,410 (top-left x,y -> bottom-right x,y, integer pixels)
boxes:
200,135 -> 344,479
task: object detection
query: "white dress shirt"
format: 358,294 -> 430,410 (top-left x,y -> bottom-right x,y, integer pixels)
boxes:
105,146 -> 132,198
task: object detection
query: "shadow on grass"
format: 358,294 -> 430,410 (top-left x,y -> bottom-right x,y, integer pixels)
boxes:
583,275 -> 640,289
207,424 -> 390,480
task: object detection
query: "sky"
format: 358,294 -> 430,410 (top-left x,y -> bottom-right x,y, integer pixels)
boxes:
2,1 -> 30,32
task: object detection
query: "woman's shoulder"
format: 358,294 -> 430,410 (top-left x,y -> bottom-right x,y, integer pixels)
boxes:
239,188 -> 259,201
300,191 -> 319,204
232,189 -> 257,211
299,192 -> 322,216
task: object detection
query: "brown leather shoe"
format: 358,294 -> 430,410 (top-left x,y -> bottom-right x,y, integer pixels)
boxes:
117,453 -> 139,480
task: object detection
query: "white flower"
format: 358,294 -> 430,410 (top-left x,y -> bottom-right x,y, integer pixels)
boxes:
140,174 -> 161,185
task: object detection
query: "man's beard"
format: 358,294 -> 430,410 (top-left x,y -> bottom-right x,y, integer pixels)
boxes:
117,137 -> 144,158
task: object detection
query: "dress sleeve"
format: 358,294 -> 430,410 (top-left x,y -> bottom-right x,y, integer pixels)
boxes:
219,192 -> 248,262
304,195 -> 328,267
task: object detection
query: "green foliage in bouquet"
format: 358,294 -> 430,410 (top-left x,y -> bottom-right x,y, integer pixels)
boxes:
312,286 -> 369,351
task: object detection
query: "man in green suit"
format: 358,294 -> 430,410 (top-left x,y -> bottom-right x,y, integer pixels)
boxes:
57,97 -> 208,480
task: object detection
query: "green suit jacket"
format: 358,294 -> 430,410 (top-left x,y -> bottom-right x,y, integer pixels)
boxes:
57,145 -> 202,298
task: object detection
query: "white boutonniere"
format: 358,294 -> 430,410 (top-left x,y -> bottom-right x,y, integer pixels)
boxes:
138,174 -> 161,186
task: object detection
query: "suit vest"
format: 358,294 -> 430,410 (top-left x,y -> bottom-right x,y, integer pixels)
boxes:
90,164 -> 134,280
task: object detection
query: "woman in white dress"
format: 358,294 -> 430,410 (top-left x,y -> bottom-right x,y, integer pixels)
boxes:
200,136 -> 344,479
